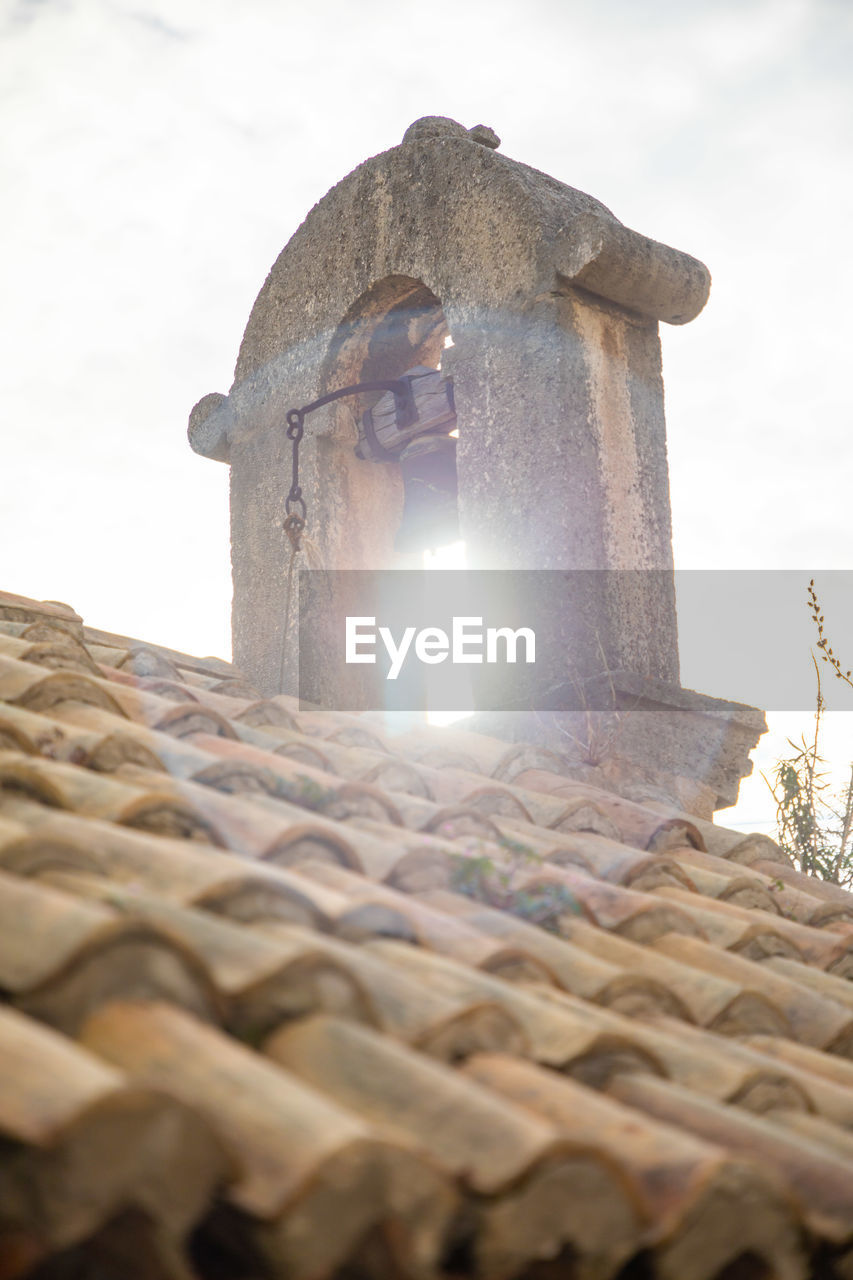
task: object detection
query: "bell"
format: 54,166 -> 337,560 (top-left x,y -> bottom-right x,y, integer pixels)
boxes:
394,434 -> 459,554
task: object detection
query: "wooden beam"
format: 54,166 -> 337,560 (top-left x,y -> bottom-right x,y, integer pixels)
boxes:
356,366 -> 456,461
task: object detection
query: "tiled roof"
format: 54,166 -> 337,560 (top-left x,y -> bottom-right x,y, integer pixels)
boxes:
1,587 -> 853,1279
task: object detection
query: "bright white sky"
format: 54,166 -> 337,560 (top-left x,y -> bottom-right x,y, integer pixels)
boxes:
2,0 -> 852,832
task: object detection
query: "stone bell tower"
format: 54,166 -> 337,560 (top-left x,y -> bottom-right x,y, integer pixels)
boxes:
189,116 -> 764,817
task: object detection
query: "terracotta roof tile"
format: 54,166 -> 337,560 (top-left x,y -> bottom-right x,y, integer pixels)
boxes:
0,591 -> 83,637
0,794 -> 335,924
0,1005 -> 230,1272
510,860 -> 705,942
419,888 -> 690,1016
653,886 -> 810,953
0,631 -> 101,677
0,750 -> 228,843
80,999 -> 456,1278
674,846 -> 831,923
518,829 -> 695,890
293,861 -> 555,976
45,877 -> 377,1034
639,1014 -> 853,1125
654,933 -> 853,1054
565,919 -> 793,1035
265,1015 -> 646,1278
0,868 -> 220,1032
463,1053 -> 807,1280
195,727 -> 433,797
763,954 -> 853,1007
656,882 -> 853,972
363,939 -> 679,1073
508,768 -> 705,850
1,588 -> 853,1277
257,922 -> 527,1060
0,1003 -> 125,1143
609,1072 -> 853,1251
0,653 -> 128,717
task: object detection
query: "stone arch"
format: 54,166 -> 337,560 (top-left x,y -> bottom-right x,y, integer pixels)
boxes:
322,275 -> 449,398
312,274 -> 453,570
195,117 -> 710,694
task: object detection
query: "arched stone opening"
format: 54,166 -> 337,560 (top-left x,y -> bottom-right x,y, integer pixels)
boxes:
323,274 -> 449,396
319,275 -> 453,566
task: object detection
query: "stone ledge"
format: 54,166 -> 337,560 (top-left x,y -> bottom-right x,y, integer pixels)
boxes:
468,671 -> 767,817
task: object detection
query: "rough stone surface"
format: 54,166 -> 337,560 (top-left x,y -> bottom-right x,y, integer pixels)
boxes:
468,123 -> 500,148
187,115 -> 759,809
188,392 -> 232,463
469,672 -> 767,814
401,116 -> 470,144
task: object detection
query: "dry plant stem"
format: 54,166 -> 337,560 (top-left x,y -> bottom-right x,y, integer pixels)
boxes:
763,581 -> 853,888
809,578 -> 853,688
808,653 -> 823,870
835,764 -> 853,883
807,582 -> 853,877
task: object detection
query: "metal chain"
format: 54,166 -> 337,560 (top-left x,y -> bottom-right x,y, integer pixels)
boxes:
283,407 -> 306,551
285,408 -> 306,522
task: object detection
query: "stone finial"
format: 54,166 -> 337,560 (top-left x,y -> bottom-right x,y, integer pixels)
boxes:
402,116 -> 469,144
468,124 -> 500,148
401,117 -> 501,150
